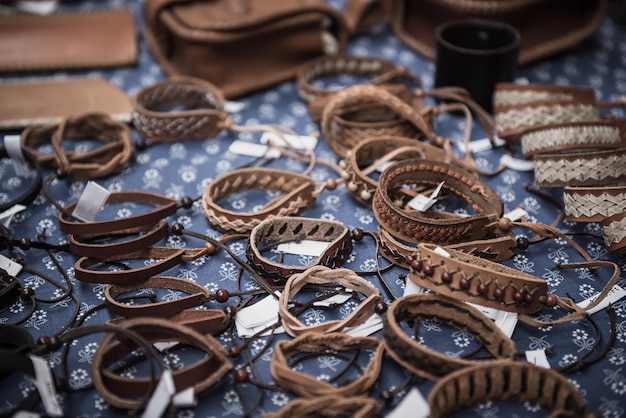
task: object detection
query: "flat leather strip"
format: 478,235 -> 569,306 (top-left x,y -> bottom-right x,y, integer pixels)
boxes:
247,216 -> 353,282
132,76 -> 228,142
278,265 -> 381,336
58,191 -> 179,236
202,167 -> 317,234
407,243 -> 549,313
382,293 -> 517,380
373,159 -> 503,245
107,309 -> 228,336
264,395 -> 380,418
564,185 -> 626,223
92,317 -> 232,410
427,360 -> 595,418
0,146 -> 42,212
270,332 -> 383,398
68,221 -> 169,258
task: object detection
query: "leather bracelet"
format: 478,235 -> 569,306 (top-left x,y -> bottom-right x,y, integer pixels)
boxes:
21,112 -> 132,179
58,190 -> 184,236
0,323 -> 35,352
533,148 -> 626,188
0,268 -> 20,311
427,360 -> 597,418
132,76 -> 228,143
564,185 -> 626,223
373,159 -> 504,246
320,84 -> 436,158
602,211 -> 626,255
92,317 -> 232,410
68,221 -> 169,258
338,136 -> 448,206
278,265 -> 382,337
297,54 -> 418,121
520,120 -> 626,159
270,332 -> 383,398
493,83 -> 597,107
265,395 -> 380,418
381,293 -> 517,380
0,145 -> 43,212
202,167 -> 317,235
405,243 -> 550,314
246,216 -> 355,282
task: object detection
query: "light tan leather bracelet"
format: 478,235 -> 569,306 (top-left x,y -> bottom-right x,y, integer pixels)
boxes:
265,395 -> 380,418
278,265 -> 382,337
270,332 -> 383,398
382,293 -> 517,380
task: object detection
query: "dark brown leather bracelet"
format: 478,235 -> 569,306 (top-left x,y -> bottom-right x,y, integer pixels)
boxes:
339,136 -> 449,206
297,54 -> 419,122
278,265 -> 382,337
132,76 -> 229,143
21,112 -> 133,179
246,216 -> 354,282
382,293 -> 518,380
92,317 -> 232,410
265,395 -> 380,418
202,167 -> 318,235
427,360 -> 597,418
58,191 -> 182,236
270,332 -> 383,398
373,159 -> 504,246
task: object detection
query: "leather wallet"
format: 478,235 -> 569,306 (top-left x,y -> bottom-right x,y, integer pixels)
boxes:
0,8 -> 137,72
0,78 -> 131,130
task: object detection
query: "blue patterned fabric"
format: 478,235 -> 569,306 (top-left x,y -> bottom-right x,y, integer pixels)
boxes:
1,1 -> 626,417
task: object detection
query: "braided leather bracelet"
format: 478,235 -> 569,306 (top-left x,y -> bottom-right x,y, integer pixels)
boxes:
247,216 -> 355,282
427,360 -> 597,418
297,54 -> 419,121
132,76 -> 228,143
338,136 -> 448,206
0,145 -> 42,212
265,395 -> 380,418
202,167 -> 317,235
270,332 -> 383,398
602,211 -> 626,254
381,293 -> 517,380
373,159 -> 504,246
92,317 -> 232,410
320,84 -> 436,158
278,265 -> 382,337
564,185 -> 626,223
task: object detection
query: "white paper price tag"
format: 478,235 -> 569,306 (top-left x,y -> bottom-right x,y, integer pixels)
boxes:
0,204 -> 26,228
503,207 -> 529,222
142,370 -> 176,418
403,279 -> 424,296
224,101 -> 247,113
228,140 -> 281,158
276,239 -> 328,257
312,291 -> 353,307
28,355 -> 63,417
235,293 -> 285,337
0,253 -> 23,276
407,181 -> 445,212
456,136 -> 505,154
343,313 -> 383,337
71,181 -> 110,222
525,349 -> 551,369
577,285 -> 626,315
4,135 -> 31,178
260,132 -> 318,150
386,388 -> 430,418
16,0 -> 58,14
13,412 -> 41,418
500,154 -> 535,171
466,302 -> 518,338
172,386 -> 197,408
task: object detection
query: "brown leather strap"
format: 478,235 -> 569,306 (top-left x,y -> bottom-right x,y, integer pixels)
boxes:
132,76 -> 229,143
382,293 -> 518,380
278,265 -> 381,337
107,309 -> 229,336
265,395 -> 380,418
427,360 -> 597,418
270,332 -> 383,398
92,317 -> 232,410
373,159 -> 504,245
246,216 -> 353,282
202,167 -> 317,234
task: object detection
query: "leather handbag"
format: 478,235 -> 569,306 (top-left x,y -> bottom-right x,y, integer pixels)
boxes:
143,0 -> 351,99
389,0 -> 608,65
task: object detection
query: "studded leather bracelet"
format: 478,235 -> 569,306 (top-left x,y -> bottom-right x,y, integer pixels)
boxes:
270,332 -> 383,398
427,360 -> 597,418
278,265 -> 382,337
381,293 -> 518,380
246,216 -> 356,282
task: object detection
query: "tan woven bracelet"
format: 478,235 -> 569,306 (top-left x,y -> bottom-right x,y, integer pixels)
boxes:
270,332 -> 383,398
265,395 -> 380,418
278,265 -> 382,337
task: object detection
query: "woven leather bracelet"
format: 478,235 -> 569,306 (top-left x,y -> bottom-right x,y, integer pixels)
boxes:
602,211 -> 626,254
265,395 -> 380,418
339,136 -> 448,206
202,167 -> 317,235
382,293 -> 517,380
0,145 -> 42,212
132,76 -> 228,143
533,148 -> 626,188
92,317 -> 232,410
278,265 -> 382,337
270,332 -> 383,398
427,360 -> 597,418
373,158 -> 504,246
297,54 -> 419,121
520,120 -> 626,159
247,216 -> 355,282
564,185 -> 626,223
21,112 -> 132,179
320,84 -> 436,158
